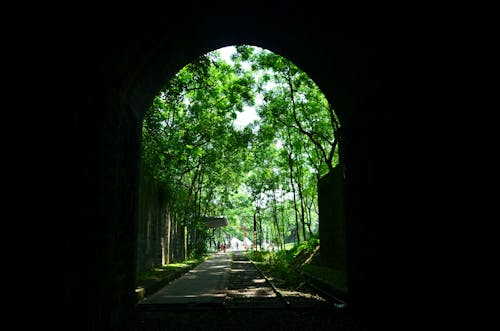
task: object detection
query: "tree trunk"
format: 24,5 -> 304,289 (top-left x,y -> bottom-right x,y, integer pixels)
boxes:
272,190 -> 283,250
295,160 -> 307,241
287,151 -> 300,243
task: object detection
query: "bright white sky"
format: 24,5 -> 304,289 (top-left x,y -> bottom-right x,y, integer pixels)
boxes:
217,46 -> 260,130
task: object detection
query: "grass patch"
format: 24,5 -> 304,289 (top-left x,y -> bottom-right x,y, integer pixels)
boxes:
247,236 -> 320,288
247,250 -> 271,263
137,256 -> 207,282
135,255 -> 211,300
247,236 -> 347,298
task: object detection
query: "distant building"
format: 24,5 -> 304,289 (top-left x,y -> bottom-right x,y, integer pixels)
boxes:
203,215 -> 228,228
230,237 -> 243,250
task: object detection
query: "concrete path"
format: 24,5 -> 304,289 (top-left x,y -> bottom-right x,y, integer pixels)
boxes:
138,252 -> 232,305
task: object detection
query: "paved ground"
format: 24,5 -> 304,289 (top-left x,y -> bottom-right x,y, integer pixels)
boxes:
134,251 -> 363,330
138,252 -> 232,305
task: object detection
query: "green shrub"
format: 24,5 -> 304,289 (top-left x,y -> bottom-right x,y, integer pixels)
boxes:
248,236 -> 320,287
247,250 -> 270,262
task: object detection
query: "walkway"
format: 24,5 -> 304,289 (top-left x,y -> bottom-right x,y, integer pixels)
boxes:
134,251 -> 361,330
137,252 -> 232,305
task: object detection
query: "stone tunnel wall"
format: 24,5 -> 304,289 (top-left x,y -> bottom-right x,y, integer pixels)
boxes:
318,165 -> 347,295
136,175 -> 186,274
28,4 -> 429,331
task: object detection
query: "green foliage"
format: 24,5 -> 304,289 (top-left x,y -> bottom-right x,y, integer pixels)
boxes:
141,45 -> 339,259
189,239 -> 208,259
248,235 -> 320,287
249,235 -> 349,294
247,250 -> 271,262
137,256 -> 206,281
294,235 -> 320,254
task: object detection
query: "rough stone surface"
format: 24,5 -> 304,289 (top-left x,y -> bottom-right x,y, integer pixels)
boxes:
15,2 -> 429,330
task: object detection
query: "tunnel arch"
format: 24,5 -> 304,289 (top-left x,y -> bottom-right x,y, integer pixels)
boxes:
120,9 -> 362,131
136,42 -> 346,275
119,13 -> 380,325
124,18 -> 357,298
38,4 -> 427,331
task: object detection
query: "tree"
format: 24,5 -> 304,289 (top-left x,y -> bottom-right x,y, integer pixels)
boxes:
139,45 -> 337,261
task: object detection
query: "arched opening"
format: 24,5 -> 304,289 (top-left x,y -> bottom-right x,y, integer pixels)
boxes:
135,44 -> 348,300
37,5 -> 427,331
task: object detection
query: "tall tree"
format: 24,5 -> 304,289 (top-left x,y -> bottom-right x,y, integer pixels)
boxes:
140,45 -> 336,260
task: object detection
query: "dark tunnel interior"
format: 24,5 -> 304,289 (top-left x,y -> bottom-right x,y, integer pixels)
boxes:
8,3 -> 430,330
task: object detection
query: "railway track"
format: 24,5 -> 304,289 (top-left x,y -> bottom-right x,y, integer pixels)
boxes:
223,251 -> 287,309
134,251 -> 356,330
228,251 -> 346,311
